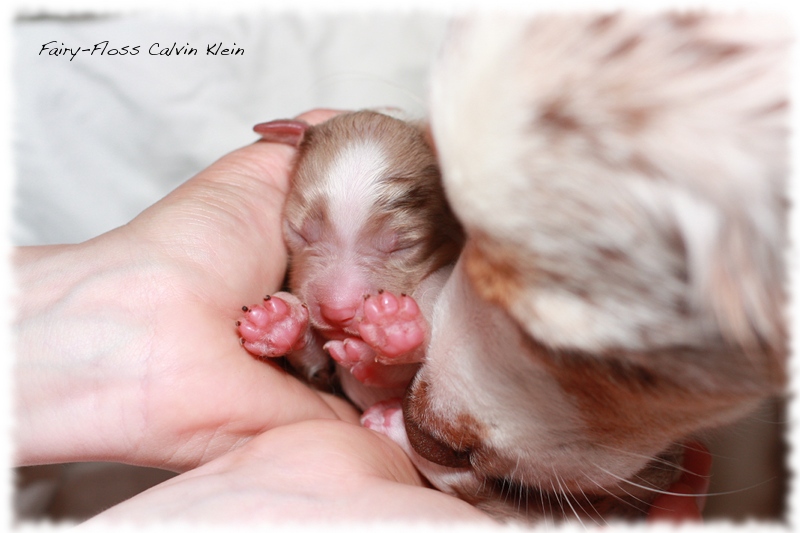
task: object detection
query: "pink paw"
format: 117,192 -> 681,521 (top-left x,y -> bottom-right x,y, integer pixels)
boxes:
358,291 -> 426,363
324,339 -> 417,388
237,293 -> 309,357
323,338 -> 373,367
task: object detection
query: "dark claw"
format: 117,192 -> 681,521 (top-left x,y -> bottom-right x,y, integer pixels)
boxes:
264,295 -> 271,301
242,306 -> 249,312
235,320 -> 241,326
401,293 -> 407,297
240,338 -> 245,345
378,289 -> 384,294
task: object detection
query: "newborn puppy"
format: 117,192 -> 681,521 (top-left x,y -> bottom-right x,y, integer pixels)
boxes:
364,13 -> 789,522
238,110 -> 463,409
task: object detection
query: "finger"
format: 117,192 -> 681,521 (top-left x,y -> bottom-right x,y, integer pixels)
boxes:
295,108 -> 349,125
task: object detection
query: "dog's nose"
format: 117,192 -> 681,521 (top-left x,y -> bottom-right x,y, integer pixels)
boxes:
319,302 -> 358,326
403,393 -> 472,468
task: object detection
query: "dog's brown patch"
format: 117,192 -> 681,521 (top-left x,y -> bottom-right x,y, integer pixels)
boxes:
522,332 -> 772,451
668,12 -> 704,29
756,99 -> 788,117
606,34 -> 642,60
590,13 -> 621,34
539,98 -> 583,134
462,233 -> 526,312
689,40 -> 749,64
403,378 -> 486,468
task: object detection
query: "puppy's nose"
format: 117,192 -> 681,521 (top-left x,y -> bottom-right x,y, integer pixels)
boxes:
403,392 -> 473,468
319,302 -> 358,326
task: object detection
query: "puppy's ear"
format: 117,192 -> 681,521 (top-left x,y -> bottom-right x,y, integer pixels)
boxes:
364,106 -> 438,158
420,122 -> 437,159
253,119 -> 310,147
628,178 -> 788,387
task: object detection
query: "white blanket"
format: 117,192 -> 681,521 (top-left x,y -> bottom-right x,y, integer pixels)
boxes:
13,12 -> 447,245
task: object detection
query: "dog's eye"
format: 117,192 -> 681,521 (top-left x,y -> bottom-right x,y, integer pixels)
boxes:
376,232 -> 421,256
390,241 -> 421,256
284,223 -> 309,248
284,219 -> 321,249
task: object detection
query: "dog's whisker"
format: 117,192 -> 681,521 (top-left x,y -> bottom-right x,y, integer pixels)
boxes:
553,469 -> 587,529
567,475 -> 603,527
614,476 -> 665,511
476,475 -> 487,499
586,475 -> 636,510
587,477 -> 647,519
575,479 -> 607,526
592,463 -> 777,498
593,443 -> 695,477
548,474 -> 568,521
539,480 -> 551,527
520,474 -> 531,519
512,471 -> 525,517
499,478 -> 511,506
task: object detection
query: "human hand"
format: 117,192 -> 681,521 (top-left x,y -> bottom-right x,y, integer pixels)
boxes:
14,109 -> 358,472
81,418 -> 493,525
80,423 -> 709,525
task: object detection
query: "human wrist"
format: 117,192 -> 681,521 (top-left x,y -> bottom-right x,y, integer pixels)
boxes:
13,236 -> 161,467
12,122 -> 348,471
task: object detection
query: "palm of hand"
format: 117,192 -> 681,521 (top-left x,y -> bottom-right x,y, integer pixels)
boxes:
108,112 -> 359,472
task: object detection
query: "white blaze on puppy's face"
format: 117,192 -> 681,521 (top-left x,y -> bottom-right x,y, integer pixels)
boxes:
322,140 -> 390,248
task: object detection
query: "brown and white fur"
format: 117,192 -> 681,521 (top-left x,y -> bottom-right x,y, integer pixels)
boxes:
240,110 -> 463,410
364,13 -> 789,522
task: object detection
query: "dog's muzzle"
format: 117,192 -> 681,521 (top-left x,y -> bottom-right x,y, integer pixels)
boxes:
402,393 -> 473,468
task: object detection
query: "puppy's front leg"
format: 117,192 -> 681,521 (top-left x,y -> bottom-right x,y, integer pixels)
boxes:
237,292 -> 332,385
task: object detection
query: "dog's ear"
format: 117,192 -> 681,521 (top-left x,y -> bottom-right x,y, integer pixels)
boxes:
433,13 -> 789,393
253,119 -> 310,147
673,191 -> 788,375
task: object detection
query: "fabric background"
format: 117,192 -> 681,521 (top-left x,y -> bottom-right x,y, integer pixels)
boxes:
11,11 -> 786,524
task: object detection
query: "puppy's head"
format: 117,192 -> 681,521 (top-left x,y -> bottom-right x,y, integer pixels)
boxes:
407,13 -> 789,520
282,111 -> 463,337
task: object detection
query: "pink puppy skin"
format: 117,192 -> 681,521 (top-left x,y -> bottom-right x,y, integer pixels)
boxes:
237,292 -> 309,357
359,292 -> 427,364
238,110 -> 463,409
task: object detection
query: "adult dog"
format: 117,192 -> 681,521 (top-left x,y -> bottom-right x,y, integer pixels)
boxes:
365,13 -> 789,522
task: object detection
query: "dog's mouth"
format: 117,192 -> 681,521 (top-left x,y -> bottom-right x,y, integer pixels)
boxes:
475,447 -> 685,521
401,382 -> 684,520
401,408 -> 660,520
402,410 -> 679,520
